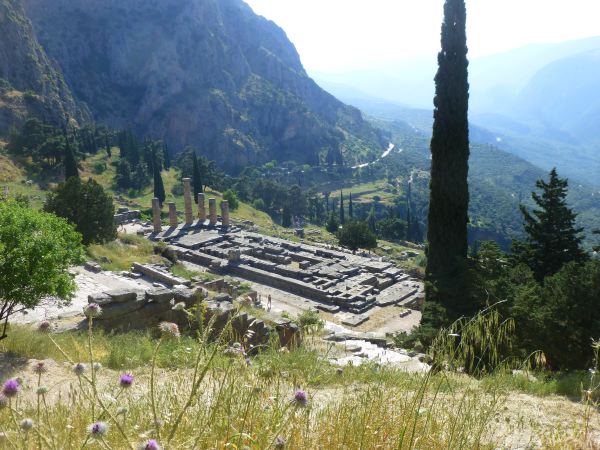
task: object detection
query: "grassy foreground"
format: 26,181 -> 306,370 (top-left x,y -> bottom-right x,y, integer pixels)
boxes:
0,318 -> 598,449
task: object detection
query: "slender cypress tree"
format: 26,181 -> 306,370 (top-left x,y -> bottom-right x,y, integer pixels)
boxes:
406,180 -> 412,241
513,168 -> 588,281
192,151 -> 203,203
424,0 -> 471,323
339,191 -> 345,225
348,193 -> 354,219
63,126 -> 79,180
163,143 -> 171,170
153,154 -> 166,207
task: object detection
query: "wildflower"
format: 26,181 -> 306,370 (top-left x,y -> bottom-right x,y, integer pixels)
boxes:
116,406 -> 129,416
93,362 -> 103,372
278,347 -> 290,354
33,361 -> 48,375
292,389 -> 308,407
20,419 -> 34,431
72,363 -> 86,376
84,303 -> 102,319
2,379 -> 20,398
36,386 -> 49,396
158,321 -> 180,339
275,436 -> 286,449
119,373 -> 134,389
88,421 -> 109,436
0,395 -> 8,409
172,302 -> 186,311
37,320 -> 52,333
139,439 -> 161,450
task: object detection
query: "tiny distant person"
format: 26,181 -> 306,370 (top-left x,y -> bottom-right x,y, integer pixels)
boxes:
267,294 -> 272,311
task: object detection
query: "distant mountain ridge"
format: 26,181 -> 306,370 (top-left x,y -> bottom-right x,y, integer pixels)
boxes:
1,0 -> 384,171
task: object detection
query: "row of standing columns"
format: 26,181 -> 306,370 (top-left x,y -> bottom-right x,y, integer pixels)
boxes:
152,178 -> 229,233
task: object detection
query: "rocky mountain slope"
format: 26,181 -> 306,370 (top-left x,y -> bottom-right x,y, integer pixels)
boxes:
17,0 -> 383,172
0,0 -> 85,134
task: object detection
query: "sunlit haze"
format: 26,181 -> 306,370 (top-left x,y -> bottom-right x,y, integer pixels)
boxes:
245,0 -> 600,72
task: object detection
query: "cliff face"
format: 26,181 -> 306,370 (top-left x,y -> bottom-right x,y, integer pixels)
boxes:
21,0 -> 384,171
0,0 -> 84,133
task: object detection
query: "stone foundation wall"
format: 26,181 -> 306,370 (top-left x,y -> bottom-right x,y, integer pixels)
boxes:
87,286 -> 300,349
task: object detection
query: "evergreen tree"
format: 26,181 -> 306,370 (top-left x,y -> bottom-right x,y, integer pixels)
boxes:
44,178 -> 116,245
366,205 -> 377,232
153,155 -> 166,207
63,126 -> 79,180
163,143 -> 171,170
282,205 -> 292,228
339,191 -> 345,225
192,151 -> 203,203
406,180 -> 413,241
593,229 -> 600,252
105,134 -> 112,158
337,221 -> 377,254
326,212 -> 339,233
348,192 -> 354,219
424,0 -> 471,323
513,168 -> 588,281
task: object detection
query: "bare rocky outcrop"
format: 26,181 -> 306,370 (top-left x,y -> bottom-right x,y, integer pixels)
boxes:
19,0 -> 384,170
0,0 -> 87,134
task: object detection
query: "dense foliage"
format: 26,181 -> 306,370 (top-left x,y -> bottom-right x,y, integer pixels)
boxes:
512,169 -> 588,281
0,201 -> 83,338
44,177 -> 116,245
337,221 -> 377,253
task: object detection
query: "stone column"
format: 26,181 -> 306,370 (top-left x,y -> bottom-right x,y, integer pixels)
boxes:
168,202 -> 178,228
197,193 -> 206,222
208,198 -> 217,225
221,200 -> 230,227
183,178 -> 193,225
151,198 -> 162,233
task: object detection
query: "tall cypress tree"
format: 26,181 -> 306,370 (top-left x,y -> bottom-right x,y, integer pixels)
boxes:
153,154 -> 166,207
513,168 -> 588,281
63,126 -> 79,180
348,192 -> 354,220
406,180 -> 412,241
192,151 -> 203,203
163,143 -> 171,170
424,0 -> 471,324
339,191 -> 345,225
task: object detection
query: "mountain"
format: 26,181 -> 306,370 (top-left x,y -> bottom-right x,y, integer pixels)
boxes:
0,0 -> 86,134
511,49 -> 600,143
314,37 -> 600,186
347,98 -> 600,247
16,0 -> 384,172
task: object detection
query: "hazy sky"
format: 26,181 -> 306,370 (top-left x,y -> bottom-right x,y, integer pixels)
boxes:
244,0 -> 600,72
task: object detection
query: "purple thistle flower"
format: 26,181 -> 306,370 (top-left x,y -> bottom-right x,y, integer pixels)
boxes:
72,363 -> 86,376
292,389 -> 308,407
275,435 -> 287,449
88,421 -> 108,436
2,379 -> 20,398
84,302 -> 102,319
119,373 -> 134,389
33,361 -> 48,375
37,320 -> 52,333
158,321 -> 180,339
139,439 -> 161,450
